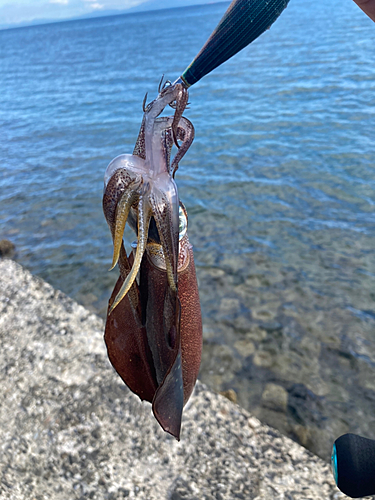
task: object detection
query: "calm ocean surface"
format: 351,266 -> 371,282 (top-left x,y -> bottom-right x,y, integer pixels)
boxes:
1,0 -> 374,459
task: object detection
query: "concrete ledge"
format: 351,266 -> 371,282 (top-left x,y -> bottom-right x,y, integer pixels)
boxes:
0,259 -> 345,499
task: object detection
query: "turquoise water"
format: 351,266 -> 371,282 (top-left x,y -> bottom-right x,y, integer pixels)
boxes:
1,0 -> 374,459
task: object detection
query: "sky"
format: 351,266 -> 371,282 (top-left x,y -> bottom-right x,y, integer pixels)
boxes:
0,0 -> 210,27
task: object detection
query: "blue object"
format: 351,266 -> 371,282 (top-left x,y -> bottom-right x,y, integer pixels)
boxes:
331,442 -> 338,485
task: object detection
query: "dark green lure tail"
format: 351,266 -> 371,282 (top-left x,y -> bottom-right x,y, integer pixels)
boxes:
180,0 -> 290,87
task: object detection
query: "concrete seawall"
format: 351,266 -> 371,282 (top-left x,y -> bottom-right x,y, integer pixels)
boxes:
0,259 -> 346,499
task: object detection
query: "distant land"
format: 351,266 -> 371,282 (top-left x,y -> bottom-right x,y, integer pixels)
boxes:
0,1 -> 228,31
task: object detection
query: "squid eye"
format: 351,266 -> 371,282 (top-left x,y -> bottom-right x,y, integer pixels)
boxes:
179,203 -> 188,241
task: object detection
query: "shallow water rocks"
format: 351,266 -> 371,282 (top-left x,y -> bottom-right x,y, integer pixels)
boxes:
261,383 -> 288,412
234,338 -> 255,357
0,259 -> 346,500
0,238 -> 15,258
219,388 -> 237,403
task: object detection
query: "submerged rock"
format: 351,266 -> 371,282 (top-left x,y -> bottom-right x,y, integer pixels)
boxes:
220,388 -> 238,403
0,239 -> 15,258
261,383 -> 288,412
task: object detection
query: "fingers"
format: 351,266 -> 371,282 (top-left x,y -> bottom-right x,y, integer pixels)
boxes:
352,0 -> 375,21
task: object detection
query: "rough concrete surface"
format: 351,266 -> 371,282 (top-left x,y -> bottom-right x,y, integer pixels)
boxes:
0,259 -> 349,499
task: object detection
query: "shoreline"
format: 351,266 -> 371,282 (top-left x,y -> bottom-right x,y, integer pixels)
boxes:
0,258 -> 346,499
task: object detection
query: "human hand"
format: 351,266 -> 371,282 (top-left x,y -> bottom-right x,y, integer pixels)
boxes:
352,0 -> 375,21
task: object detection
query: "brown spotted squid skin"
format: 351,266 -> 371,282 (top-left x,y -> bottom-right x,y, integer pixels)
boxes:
102,83 -> 202,439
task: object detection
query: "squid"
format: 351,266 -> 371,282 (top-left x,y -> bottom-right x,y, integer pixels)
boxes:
102,81 -> 202,440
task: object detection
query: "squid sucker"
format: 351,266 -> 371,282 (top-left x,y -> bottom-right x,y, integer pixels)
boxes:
102,81 -> 202,439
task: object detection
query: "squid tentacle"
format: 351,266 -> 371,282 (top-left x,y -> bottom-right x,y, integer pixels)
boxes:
171,117 -> 195,177
171,85 -> 189,149
149,192 -> 179,293
109,191 -> 151,315
110,178 -> 142,271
